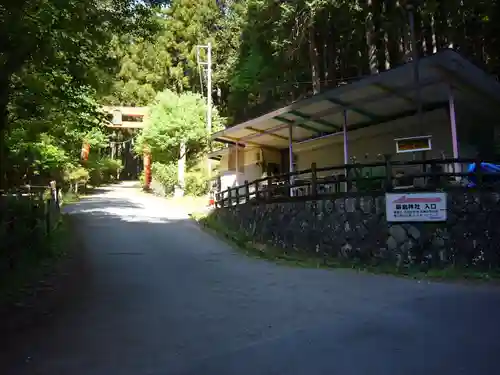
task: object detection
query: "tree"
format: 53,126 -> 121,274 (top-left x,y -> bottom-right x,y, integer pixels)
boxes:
104,0 -> 224,106
101,0 -> 500,131
135,89 -> 224,195
0,0 -> 162,187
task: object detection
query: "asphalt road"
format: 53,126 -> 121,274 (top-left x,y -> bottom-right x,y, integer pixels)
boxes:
5,183 -> 500,375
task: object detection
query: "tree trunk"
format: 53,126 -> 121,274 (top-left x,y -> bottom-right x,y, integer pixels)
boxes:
0,80 -> 9,191
422,13 -> 437,56
365,0 -> 379,74
386,0 -> 402,67
308,23 -> 321,94
175,142 -> 186,197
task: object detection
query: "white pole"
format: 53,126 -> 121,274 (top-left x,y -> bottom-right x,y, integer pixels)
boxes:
207,42 -> 212,135
448,84 -> 460,175
343,109 -> 349,164
207,42 -> 212,179
343,109 -> 349,193
448,85 -> 459,159
235,143 -> 239,185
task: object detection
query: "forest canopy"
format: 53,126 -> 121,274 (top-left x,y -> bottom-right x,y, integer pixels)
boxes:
2,0 -> 500,189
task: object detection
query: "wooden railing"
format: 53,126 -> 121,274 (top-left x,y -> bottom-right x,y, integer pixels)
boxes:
214,157 -> 500,207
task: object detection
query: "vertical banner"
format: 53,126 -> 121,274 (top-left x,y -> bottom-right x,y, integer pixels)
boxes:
143,152 -> 152,189
81,142 -> 90,162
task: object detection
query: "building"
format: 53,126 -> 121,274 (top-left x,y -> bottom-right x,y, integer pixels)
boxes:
209,49 -> 500,193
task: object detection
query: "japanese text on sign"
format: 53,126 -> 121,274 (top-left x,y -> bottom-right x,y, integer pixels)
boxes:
386,193 -> 447,222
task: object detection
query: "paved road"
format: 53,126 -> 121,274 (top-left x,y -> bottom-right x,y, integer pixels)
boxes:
5,183 -> 500,375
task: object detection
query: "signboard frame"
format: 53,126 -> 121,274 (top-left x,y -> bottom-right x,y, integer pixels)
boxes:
386,192 -> 447,222
394,135 -> 432,154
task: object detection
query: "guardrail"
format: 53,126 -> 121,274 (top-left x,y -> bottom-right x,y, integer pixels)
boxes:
214,157 -> 499,207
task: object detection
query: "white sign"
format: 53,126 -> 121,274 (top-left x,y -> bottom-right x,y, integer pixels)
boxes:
386,192 -> 447,222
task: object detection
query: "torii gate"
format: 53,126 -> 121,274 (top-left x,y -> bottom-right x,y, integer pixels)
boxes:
83,106 -> 152,189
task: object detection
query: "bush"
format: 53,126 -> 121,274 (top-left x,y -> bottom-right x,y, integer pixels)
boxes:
185,170 -> 209,196
63,165 -> 90,193
87,157 -> 123,186
151,162 -> 177,195
139,170 -> 145,187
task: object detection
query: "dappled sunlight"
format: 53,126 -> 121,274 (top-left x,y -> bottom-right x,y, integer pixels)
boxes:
77,206 -> 178,224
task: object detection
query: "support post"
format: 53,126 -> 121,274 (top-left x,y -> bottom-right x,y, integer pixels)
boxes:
448,85 -> 460,175
343,109 -> 349,192
448,85 -> 459,159
408,5 -> 423,136
207,42 -> 212,178
244,180 -> 250,203
384,154 -> 393,191
288,123 -> 294,196
343,109 -> 349,164
311,162 -> 317,197
235,143 -> 239,186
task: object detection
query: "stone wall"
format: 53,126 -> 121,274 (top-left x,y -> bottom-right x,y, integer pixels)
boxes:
210,191 -> 500,269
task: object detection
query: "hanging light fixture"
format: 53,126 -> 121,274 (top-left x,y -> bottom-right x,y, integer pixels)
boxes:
112,109 -> 122,126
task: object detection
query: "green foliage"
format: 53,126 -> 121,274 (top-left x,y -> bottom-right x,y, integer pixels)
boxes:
1,0 -> 161,189
84,128 -> 109,149
104,1 -> 222,106
151,162 -> 178,195
135,89 -> 223,161
185,170 -> 210,196
87,157 -> 123,186
65,166 -> 90,185
151,161 -> 209,196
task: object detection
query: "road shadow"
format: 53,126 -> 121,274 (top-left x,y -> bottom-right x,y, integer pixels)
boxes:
4,195 -> 500,375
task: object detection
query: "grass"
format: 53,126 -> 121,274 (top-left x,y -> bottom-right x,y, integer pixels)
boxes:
192,212 -> 500,283
61,191 -> 81,204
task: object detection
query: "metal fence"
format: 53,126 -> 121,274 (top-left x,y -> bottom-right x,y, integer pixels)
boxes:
215,157 -> 500,207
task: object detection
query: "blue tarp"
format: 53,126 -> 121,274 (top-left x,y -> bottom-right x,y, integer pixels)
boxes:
467,162 -> 500,186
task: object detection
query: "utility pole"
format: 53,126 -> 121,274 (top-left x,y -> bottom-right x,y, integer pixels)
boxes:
406,2 -> 423,132
196,42 -> 213,177
403,0 -> 425,163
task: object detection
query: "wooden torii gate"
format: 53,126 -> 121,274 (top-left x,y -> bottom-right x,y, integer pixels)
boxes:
94,106 -> 152,189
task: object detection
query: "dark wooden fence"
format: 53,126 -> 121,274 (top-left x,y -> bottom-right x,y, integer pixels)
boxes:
0,185 -> 62,273
215,157 -> 499,207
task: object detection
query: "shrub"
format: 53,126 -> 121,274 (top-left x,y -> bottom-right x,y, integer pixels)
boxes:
185,170 -> 209,196
64,165 -> 90,193
87,157 -> 123,186
151,162 -> 177,195
151,161 -> 209,197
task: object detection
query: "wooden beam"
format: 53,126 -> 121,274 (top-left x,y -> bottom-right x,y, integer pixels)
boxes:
245,126 -> 289,141
219,135 -> 282,150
